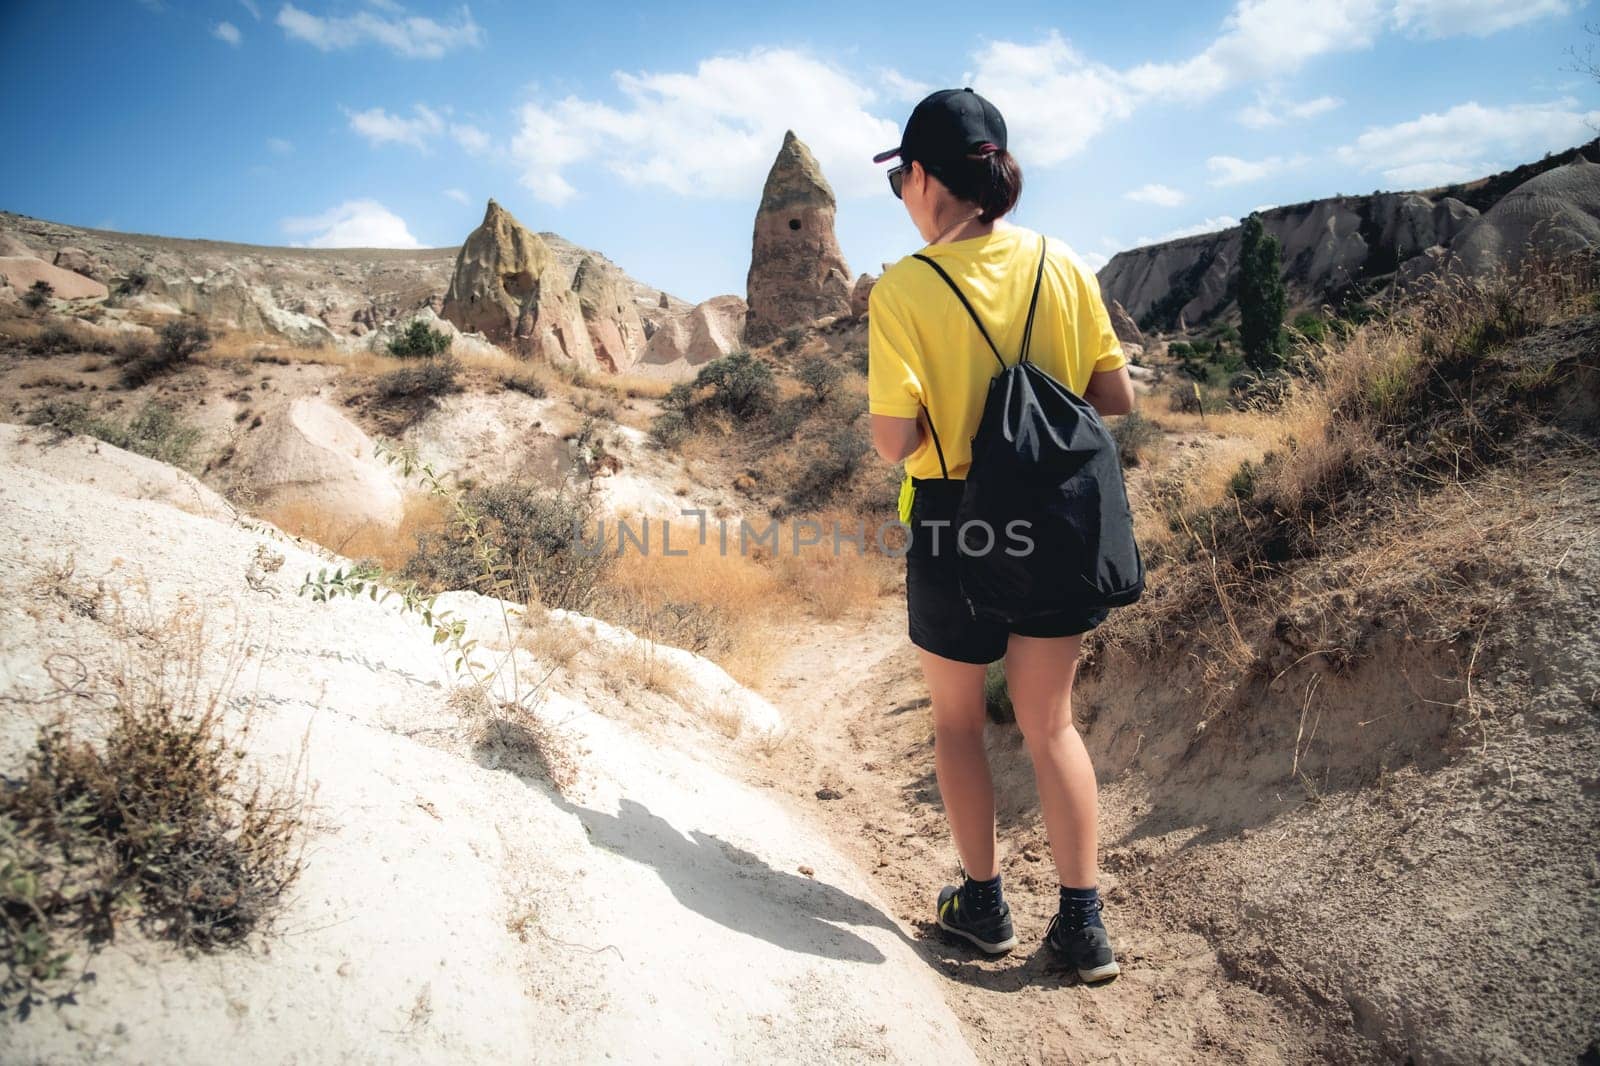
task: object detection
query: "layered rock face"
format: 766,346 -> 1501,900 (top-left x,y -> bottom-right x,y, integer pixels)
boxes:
850,273 -> 876,319
744,131 -> 852,346
1446,156 -> 1600,276
441,200 -> 597,368
1098,142 -> 1600,331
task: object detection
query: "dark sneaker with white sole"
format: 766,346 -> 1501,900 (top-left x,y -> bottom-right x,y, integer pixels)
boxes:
935,881 -> 1018,953
1045,902 -> 1121,983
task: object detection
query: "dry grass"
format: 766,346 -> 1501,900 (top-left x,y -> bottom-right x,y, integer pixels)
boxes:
260,495 -> 447,572
1097,250 -> 1600,714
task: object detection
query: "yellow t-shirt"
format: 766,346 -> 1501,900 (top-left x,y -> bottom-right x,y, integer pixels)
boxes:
868,224 -> 1126,482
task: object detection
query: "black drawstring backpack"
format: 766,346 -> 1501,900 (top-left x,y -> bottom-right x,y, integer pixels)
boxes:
912,234 -> 1145,624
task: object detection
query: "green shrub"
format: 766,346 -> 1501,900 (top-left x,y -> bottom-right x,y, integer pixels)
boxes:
28,399 -> 201,467
387,318 -> 453,358
694,350 -> 775,420
1168,341 -> 1194,361
781,325 -> 807,352
404,482 -> 611,613
1291,311 -> 1329,344
120,319 -> 211,387
504,368 -> 547,398
649,409 -> 690,450
22,280 -> 53,311
796,355 -> 843,402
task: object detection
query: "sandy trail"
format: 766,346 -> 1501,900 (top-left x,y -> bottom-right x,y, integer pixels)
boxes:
746,598 -> 1331,1065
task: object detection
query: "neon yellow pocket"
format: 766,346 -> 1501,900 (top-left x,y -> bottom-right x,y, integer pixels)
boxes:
897,473 -> 915,526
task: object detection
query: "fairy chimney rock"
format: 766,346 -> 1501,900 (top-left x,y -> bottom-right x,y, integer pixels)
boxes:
744,130 -> 852,346
572,254 -> 646,373
441,199 -> 596,369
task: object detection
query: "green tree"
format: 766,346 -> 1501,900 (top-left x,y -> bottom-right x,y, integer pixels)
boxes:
387,317 -> 452,358
1238,214 -> 1287,373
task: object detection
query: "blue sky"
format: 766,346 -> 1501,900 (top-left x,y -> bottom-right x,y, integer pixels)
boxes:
1,1 -> 1595,303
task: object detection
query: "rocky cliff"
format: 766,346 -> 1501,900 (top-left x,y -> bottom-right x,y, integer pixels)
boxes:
744,131 -> 852,346
1100,139 -> 1600,331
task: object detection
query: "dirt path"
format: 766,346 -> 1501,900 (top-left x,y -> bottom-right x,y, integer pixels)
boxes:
745,598 -> 1331,1065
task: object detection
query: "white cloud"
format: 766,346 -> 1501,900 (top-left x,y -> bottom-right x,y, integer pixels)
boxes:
443,188 -> 471,205
281,200 -> 422,248
1135,215 -> 1241,246
1207,153 -> 1306,185
1125,0 -> 1386,98
346,104 -> 444,149
451,123 -> 490,154
1336,99 -> 1600,186
266,137 -> 294,154
968,33 -> 1138,166
1237,91 -> 1343,127
1077,249 -> 1110,271
239,0 -> 261,18
1124,183 -> 1188,207
1392,0 -> 1573,38
277,3 -> 482,58
879,69 -> 932,104
213,21 -> 242,46
509,48 -> 900,205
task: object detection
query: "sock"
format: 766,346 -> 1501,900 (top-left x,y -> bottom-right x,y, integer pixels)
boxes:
1059,885 -> 1104,929
961,872 -> 1004,915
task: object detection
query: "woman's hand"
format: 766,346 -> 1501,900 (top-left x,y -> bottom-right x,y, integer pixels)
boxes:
1083,366 -> 1136,417
871,413 -> 924,463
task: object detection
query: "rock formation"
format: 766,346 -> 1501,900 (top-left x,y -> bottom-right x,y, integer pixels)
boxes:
1098,140 -> 1600,330
1445,155 -> 1600,276
1107,299 -> 1144,357
744,131 -> 851,346
53,246 -> 107,281
571,254 -> 647,373
441,200 -> 597,369
850,273 -> 876,319
637,295 -> 748,380
232,397 -> 405,529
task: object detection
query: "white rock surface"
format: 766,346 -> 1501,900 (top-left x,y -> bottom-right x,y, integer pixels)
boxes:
0,425 -> 975,1065
232,396 -> 406,527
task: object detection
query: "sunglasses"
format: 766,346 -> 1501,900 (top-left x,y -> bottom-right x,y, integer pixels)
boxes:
888,163 -> 908,200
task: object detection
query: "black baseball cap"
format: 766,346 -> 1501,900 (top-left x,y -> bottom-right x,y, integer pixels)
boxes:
873,87 -> 1007,167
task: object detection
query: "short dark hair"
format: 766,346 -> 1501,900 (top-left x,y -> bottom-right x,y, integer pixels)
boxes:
924,148 -> 1023,222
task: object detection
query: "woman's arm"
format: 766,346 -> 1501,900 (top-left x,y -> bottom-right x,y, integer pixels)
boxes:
1083,365 -> 1136,417
871,413 -> 924,463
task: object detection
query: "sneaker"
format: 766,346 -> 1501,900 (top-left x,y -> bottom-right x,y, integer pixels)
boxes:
935,881 -> 1018,954
1045,902 -> 1121,983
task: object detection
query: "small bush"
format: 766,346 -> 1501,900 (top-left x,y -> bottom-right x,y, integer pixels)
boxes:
844,342 -> 869,375
27,399 -> 201,467
1,651 -> 304,1013
387,318 -> 453,359
26,326 -> 74,355
404,481 -> 611,612
781,325 -> 807,352
375,355 -> 462,402
649,409 -> 691,450
796,355 -> 843,402
504,368 -> 547,398
694,350 -> 775,420
22,280 -> 54,311
1110,411 -> 1162,467
782,422 -> 869,513
120,319 -> 211,387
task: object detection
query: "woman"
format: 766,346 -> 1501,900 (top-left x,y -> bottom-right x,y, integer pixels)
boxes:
867,88 -> 1135,983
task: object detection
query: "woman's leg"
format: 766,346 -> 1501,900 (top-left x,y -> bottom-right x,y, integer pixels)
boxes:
1003,633 -> 1098,889
916,647 -> 997,880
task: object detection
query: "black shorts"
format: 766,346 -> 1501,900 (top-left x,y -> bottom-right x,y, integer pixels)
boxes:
904,477 -> 1108,665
